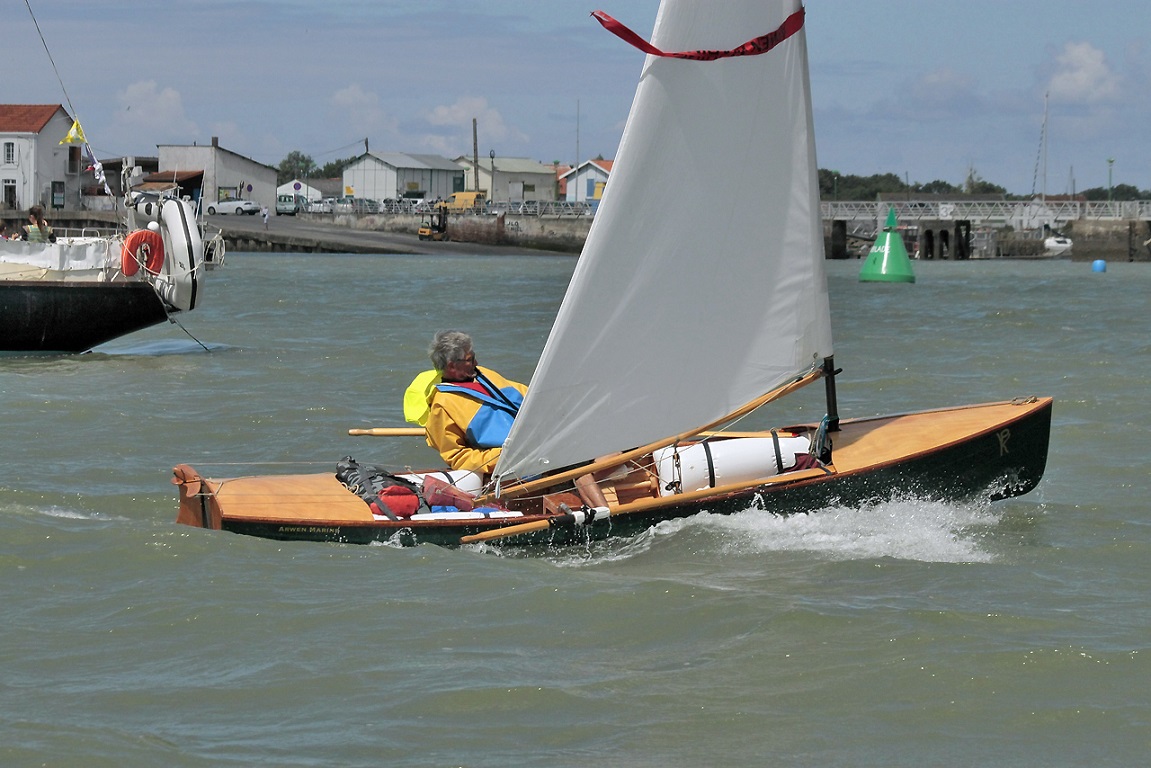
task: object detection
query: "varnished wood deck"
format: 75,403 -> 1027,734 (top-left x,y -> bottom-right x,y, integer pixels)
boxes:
828,398 -> 1049,472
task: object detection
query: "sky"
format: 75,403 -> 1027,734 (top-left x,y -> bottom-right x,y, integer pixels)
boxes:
6,0 -> 1149,196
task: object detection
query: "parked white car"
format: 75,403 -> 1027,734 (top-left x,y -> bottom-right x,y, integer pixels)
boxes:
206,197 -> 260,215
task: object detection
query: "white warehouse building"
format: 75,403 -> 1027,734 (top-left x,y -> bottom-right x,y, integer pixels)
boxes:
158,137 -> 277,211
342,152 -> 464,203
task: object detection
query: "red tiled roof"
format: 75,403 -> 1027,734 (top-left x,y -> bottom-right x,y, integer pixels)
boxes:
0,104 -> 68,133
134,181 -> 180,192
143,170 -> 204,182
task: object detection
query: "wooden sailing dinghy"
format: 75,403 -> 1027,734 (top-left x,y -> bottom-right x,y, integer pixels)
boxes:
173,0 -> 1052,547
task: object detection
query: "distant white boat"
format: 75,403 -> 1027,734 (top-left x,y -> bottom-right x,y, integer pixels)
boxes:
1044,233 -> 1073,257
1033,92 -> 1073,259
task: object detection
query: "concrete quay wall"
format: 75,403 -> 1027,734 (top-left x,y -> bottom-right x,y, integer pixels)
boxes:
827,216 -> 1151,262
34,209 -> 1151,261
324,212 -> 1151,261
320,212 -> 589,254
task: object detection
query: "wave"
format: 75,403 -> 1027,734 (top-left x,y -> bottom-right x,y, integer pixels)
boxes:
541,493 -> 1009,567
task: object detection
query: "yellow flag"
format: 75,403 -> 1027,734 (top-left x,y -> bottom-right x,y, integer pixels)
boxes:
59,119 -> 86,145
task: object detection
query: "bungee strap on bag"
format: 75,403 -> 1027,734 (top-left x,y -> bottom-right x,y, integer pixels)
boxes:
335,456 -> 426,520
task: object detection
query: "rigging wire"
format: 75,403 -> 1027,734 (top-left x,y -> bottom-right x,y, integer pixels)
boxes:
1030,91 -> 1048,199
24,0 -> 80,122
167,313 -> 211,353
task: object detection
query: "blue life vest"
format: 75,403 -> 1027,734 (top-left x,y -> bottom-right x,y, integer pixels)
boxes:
435,371 -> 524,449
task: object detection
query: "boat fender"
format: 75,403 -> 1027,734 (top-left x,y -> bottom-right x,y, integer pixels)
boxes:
653,435 -> 812,496
121,229 -> 165,276
770,429 -> 784,474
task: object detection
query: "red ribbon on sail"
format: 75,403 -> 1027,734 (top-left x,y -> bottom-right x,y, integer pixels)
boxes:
591,7 -> 805,60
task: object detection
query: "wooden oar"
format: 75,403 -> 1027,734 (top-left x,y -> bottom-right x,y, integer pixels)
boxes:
348,427 -> 425,437
460,464 -> 833,545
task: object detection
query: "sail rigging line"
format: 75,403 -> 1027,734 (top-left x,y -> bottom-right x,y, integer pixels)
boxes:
591,7 -> 805,60
138,258 -> 211,352
24,0 -> 117,206
484,365 -> 824,504
166,313 -> 211,352
140,261 -> 210,352
23,0 -> 80,121
1030,91 -> 1049,199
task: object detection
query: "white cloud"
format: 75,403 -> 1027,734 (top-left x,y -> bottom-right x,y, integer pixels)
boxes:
1048,42 -> 1120,103
426,97 -> 529,146
906,68 -> 977,112
330,84 -> 399,139
113,80 -> 198,143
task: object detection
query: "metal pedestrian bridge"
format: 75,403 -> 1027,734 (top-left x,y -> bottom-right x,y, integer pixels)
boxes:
823,200 -> 1151,229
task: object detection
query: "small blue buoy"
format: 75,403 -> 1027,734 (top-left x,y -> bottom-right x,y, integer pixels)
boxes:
1092,259 -> 1107,273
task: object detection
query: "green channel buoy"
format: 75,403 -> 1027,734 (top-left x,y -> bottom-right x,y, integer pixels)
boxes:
860,207 -> 916,283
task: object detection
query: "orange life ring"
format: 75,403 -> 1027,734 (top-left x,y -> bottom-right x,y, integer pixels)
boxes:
121,229 -> 165,276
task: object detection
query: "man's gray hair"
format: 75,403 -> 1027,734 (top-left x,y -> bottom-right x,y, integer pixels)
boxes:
429,330 -> 472,371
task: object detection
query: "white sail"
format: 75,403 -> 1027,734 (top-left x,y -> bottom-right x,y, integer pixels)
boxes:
496,0 -> 833,481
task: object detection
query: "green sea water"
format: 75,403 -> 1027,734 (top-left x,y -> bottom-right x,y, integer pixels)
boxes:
1,254 -> 1147,766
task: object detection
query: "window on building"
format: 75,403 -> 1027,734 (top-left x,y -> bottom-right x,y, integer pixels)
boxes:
3,142 -> 14,164
3,178 -> 16,209
67,145 -> 81,175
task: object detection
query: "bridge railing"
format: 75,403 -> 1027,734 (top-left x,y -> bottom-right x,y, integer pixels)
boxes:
823,200 -> 1151,227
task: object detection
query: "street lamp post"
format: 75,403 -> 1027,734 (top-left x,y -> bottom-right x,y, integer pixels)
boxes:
489,149 -> 496,203
1107,158 -> 1114,203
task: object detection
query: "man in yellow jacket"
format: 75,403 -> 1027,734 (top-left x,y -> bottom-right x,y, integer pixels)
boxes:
422,330 -> 528,474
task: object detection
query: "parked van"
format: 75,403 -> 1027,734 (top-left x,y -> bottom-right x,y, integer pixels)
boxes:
276,193 -> 306,215
445,191 -> 487,212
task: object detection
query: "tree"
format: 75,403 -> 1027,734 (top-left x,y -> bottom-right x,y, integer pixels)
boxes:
316,156 -> 356,179
278,151 -> 317,185
1080,183 -> 1143,201
919,179 -> 960,195
962,167 -> 1005,195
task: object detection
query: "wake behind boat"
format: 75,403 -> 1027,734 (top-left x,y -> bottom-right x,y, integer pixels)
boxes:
173,0 -> 1052,548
